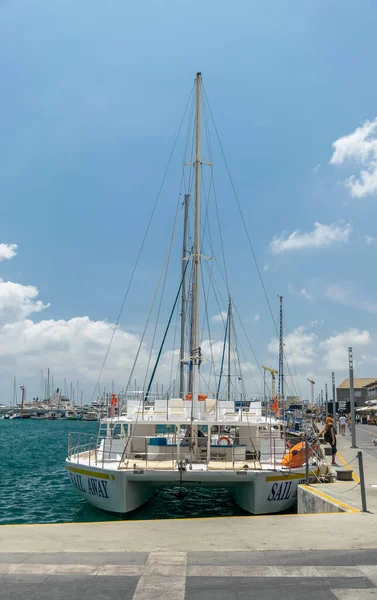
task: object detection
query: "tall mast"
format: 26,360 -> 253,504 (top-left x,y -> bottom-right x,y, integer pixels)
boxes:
278,295 -> 285,435
20,385 -> 25,416
227,297 -> 231,401
179,194 -> 190,398
13,376 -> 16,407
191,72 -> 202,415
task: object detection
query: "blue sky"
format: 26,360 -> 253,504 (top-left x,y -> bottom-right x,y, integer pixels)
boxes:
1,1 -> 377,403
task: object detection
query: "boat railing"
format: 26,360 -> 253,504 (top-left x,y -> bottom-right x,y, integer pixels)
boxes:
68,432 -> 99,465
68,432 -> 288,471
117,435 -> 286,471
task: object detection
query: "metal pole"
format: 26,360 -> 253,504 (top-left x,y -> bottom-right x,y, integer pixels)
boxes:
279,296 -> 285,445
227,297 -> 231,402
179,194 -> 189,399
305,438 -> 309,484
349,347 -> 357,448
191,72 -> 202,421
358,451 -> 367,512
325,383 -> 328,417
263,369 -> 266,417
321,390 -> 323,417
332,372 -> 337,433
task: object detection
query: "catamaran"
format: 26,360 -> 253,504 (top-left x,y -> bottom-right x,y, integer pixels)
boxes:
66,74 -> 320,516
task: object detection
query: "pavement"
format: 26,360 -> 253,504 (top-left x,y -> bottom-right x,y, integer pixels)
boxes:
2,423 -> 377,599
311,423 -> 377,513
2,549 -> 377,599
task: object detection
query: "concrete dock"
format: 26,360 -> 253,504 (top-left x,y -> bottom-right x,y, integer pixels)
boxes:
2,424 -> 377,599
298,423 -> 377,514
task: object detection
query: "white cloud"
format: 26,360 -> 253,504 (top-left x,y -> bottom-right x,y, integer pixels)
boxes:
326,284 -> 377,315
330,118 -> 377,198
0,316 -> 151,383
310,320 -> 324,327
268,326 -> 317,366
212,311 -> 227,323
320,328 -> 371,370
288,284 -> 312,300
201,339 -> 225,361
263,265 -> 269,272
269,222 -> 351,254
313,164 -> 321,173
326,284 -> 346,304
300,288 -> 312,300
365,235 -> 377,247
253,314 -> 260,322
0,243 -> 17,262
0,279 -> 50,324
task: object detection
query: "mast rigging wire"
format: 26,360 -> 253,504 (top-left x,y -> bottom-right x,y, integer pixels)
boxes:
90,81 -> 195,402
202,84 -> 300,400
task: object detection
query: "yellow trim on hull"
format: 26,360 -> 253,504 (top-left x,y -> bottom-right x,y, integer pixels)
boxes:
66,466 -> 115,480
265,471 -> 317,482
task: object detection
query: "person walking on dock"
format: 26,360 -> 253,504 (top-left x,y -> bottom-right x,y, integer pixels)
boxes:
321,417 -> 338,466
339,414 -> 346,436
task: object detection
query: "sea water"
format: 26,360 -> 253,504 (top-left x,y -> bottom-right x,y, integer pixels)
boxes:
1,420 -> 249,524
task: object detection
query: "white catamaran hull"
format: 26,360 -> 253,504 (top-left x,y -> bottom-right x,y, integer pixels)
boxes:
65,459 -> 308,516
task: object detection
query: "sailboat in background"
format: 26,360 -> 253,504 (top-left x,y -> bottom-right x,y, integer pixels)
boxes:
65,74 -> 321,516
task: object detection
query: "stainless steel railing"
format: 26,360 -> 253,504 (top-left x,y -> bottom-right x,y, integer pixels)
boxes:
67,432 -> 290,471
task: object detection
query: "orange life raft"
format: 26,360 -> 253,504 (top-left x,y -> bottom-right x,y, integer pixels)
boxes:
280,441 -> 311,469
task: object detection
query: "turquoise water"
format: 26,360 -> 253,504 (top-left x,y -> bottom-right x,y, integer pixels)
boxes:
1,420 -> 248,524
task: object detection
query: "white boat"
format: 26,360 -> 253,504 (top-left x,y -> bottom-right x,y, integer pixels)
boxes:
30,413 -> 48,420
66,74 -> 320,516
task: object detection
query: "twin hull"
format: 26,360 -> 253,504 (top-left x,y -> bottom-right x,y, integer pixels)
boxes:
65,460 -> 307,516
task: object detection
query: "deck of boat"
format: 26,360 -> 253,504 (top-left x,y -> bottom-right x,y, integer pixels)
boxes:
118,459 -> 261,471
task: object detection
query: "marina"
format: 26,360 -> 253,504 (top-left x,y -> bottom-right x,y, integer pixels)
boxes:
63,73 -> 324,519
2,426 -> 377,598
1,2 -> 377,598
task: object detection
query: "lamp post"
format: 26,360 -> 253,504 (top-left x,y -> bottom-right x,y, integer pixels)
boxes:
349,347 -> 357,448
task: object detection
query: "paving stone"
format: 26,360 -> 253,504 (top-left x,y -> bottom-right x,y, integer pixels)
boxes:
95,564 -> 143,576
272,566 -> 321,577
133,574 -> 186,599
0,564 -> 18,574
102,552 -> 148,565
235,589 -> 336,600
80,575 -> 140,599
229,566 -> 276,577
278,577 -> 375,589
358,565 -> 377,580
9,564 -> 58,575
61,552 -> 108,565
0,554 -> 29,564
185,589 -> 237,600
265,550 -> 377,567
332,590 -> 377,599
23,553 -> 67,565
187,566 -> 232,577
186,576 -> 278,590
145,565 -> 186,577
316,566 -> 366,578
3,574 -> 50,584
146,551 -> 187,566
187,551 -> 268,566
53,564 -> 98,575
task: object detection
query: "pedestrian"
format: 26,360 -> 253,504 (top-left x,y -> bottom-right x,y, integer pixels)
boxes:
356,413 -> 361,425
321,417 -> 338,466
339,414 -> 346,436
347,414 -> 352,432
